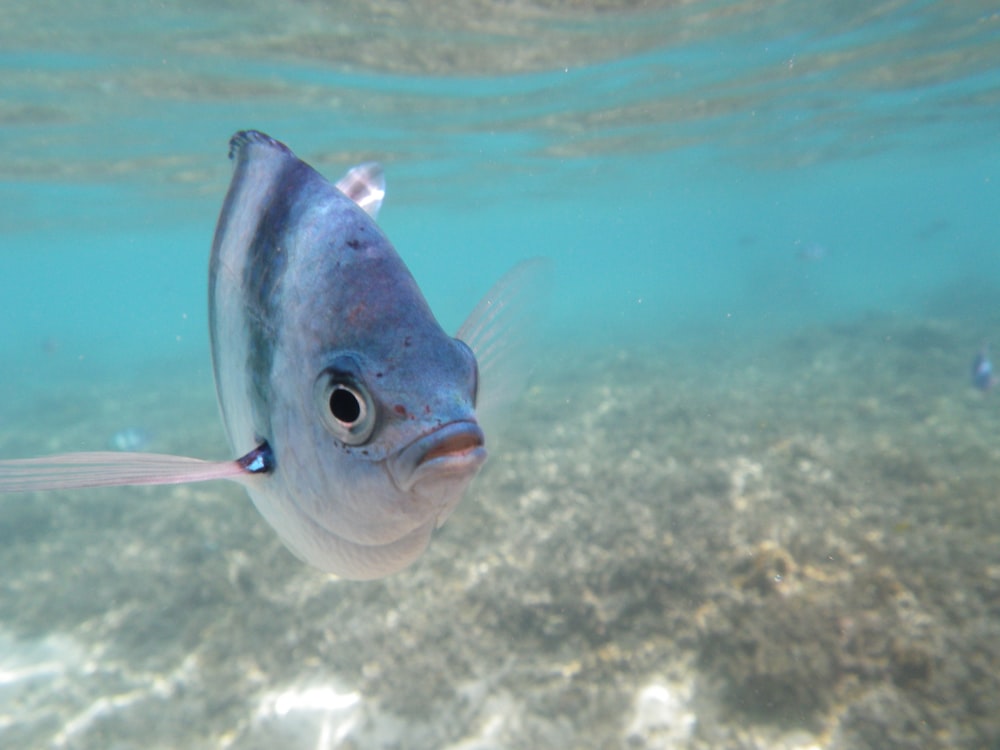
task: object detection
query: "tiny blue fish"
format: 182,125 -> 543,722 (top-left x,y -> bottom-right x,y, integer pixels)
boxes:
794,240 -> 827,262
0,131 -> 547,579
972,344 -> 996,392
108,426 -> 152,452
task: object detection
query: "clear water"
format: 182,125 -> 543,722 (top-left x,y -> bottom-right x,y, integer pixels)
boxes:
1,2 -> 1000,748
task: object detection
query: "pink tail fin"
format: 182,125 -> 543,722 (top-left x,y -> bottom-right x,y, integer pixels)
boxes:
0,452 -> 248,493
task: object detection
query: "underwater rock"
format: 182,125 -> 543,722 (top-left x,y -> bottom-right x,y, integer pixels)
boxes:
888,638 -> 933,689
697,593 -> 842,725
732,540 -> 799,596
829,685 -> 934,750
623,679 -> 696,748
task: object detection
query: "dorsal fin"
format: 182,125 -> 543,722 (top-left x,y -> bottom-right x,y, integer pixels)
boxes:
228,130 -> 292,161
229,132 -> 385,219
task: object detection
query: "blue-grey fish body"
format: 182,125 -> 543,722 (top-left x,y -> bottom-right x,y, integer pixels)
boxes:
0,130 -> 546,581
211,131 -> 484,579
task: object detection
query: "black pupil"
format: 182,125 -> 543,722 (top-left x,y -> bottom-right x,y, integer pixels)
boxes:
330,387 -> 361,424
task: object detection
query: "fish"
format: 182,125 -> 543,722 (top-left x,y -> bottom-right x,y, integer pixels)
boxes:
794,240 -> 827,262
972,344 -> 996,392
108,426 -> 152,452
0,130 -> 548,580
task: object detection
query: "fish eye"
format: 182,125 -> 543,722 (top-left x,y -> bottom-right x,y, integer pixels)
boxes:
329,386 -> 362,423
315,375 -> 376,445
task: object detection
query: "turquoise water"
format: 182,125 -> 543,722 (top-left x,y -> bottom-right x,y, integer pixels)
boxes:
4,2 -> 998,368
2,2 -> 1000,748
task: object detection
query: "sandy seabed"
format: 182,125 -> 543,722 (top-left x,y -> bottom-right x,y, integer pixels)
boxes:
0,312 -> 998,749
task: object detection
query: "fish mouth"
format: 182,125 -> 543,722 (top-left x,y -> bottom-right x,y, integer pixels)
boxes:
390,420 -> 487,495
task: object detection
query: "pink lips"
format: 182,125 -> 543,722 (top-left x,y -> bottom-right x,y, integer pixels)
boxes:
391,420 -> 487,494
420,429 -> 484,463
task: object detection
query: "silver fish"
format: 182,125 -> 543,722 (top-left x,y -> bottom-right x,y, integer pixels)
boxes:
0,130 -> 547,580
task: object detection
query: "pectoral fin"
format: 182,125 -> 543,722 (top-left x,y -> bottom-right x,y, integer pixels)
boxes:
457,257 -> 553,428
0,451 -> 251,493
335,162 -> 385,219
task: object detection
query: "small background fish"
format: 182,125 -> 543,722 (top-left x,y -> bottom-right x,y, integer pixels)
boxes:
108,426 -> 152,452
972,344 -> 996,392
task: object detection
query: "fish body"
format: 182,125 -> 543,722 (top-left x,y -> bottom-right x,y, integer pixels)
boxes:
0,130 -> 548,580
794,241 -> 826,262
108,427 -> 152,452
211,131 -> 484,578
972,345 -> 996,392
